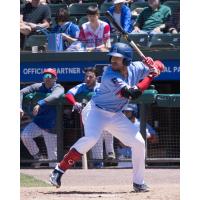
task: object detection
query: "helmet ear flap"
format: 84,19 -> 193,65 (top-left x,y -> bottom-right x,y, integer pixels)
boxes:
123,58 -> 131,66
109,56 -> 131,66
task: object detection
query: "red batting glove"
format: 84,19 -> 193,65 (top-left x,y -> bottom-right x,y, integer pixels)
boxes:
154,60 -> 165,72
148,60 -> 165,78
143,57 -> 154,68
148,66 -> 160,78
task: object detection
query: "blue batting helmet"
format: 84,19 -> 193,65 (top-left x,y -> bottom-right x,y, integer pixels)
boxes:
107,42 -> 133,66
123,104 -> 138,117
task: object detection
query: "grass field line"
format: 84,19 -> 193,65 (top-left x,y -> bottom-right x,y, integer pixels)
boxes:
20,173 -> 50,187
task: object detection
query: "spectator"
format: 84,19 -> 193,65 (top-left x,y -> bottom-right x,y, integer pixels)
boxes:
165,7 -> 180,34
20,0 -> 51,48
65,68 -> 116,168
20,68 -> 64,167
132,0 -> 171,35
108,0 -> 133,33
51,8 -> 80,50
79,6 -> 111,52
20,0 -> 51,35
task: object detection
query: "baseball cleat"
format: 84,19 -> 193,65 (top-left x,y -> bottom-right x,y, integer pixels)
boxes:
49,169 -> 63,188
106,152 -> 116,160
31,153 -> 46,168
33,152 -> 45,160
133,183 -> 149,192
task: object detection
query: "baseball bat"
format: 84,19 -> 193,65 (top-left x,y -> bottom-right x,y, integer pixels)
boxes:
105,11 -> 146,60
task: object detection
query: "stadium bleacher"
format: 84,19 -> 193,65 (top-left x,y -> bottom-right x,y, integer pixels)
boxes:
48,3 -> 68,17
68,2 -> 98,17
20,0 -> 180,51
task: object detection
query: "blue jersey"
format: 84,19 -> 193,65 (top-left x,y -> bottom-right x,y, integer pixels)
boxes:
20,83 -> 64,132
52,21 -> 80,49
92,61 -> 149,112
67,82 -> 100,96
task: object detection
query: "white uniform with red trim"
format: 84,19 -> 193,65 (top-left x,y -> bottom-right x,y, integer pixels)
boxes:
79,20 -> 111,48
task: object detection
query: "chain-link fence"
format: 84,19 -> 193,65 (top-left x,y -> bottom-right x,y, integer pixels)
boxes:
20,91 -> 180,168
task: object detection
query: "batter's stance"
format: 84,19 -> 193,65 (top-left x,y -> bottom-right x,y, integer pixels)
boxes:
49,43 -> 164,192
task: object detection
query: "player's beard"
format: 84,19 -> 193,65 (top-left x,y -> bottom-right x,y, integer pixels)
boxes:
111,62 -> 123,71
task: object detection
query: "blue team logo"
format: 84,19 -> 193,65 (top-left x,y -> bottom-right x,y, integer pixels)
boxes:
112,77 -> 118,84
112,78 -> 122,86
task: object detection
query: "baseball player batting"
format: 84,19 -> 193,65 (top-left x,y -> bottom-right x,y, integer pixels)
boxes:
65,68 -> 116,167
49,42 -> 164,192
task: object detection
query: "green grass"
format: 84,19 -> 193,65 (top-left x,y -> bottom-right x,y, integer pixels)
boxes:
20,173 -> 50,187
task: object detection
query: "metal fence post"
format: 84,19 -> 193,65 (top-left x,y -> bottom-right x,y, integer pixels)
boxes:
56,103 -> 64,162
139,104 -> 147,159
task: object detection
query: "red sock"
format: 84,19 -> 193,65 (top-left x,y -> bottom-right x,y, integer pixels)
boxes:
58,148 -> 82,172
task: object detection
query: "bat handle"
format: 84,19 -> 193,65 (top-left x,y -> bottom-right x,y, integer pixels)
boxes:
123,34 -> 146,60
129,40 -> 146,60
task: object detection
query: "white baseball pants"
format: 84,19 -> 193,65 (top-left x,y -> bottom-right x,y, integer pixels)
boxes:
72,100 -> 145,184
21,122 -> 57,167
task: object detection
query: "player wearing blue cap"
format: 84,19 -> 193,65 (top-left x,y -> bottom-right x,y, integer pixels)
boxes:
49,43 -> 164,192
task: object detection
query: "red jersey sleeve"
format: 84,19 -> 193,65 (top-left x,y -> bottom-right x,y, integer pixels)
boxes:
103,24 -> 110,43
79,26 -> 86,42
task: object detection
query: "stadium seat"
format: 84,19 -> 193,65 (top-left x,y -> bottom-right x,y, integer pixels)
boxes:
68,3 -> 98,16
130,2 -> 149,19
48,4 -> 68,17
78,16 -> 88,27
130,2 -> 149,11
24,35 -> 47,50
82,0 -> 100,3
110,33 -> 120,45
99,16 -> 109,24
148,33 -> 179,48
120,34 -> 149,47
163,1 -> 180,14
100,2 -> 113,14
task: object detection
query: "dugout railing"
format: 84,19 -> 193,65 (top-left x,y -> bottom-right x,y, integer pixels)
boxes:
20,90 -> 180,168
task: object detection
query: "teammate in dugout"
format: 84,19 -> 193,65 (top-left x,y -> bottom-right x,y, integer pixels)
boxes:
123,103 -> 158,143
49,43 -> 164,192
20,68 -> 64,167
65,67 -> 116,168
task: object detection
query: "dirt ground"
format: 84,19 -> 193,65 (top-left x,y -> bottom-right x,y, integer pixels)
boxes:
20,168 -> 180,200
